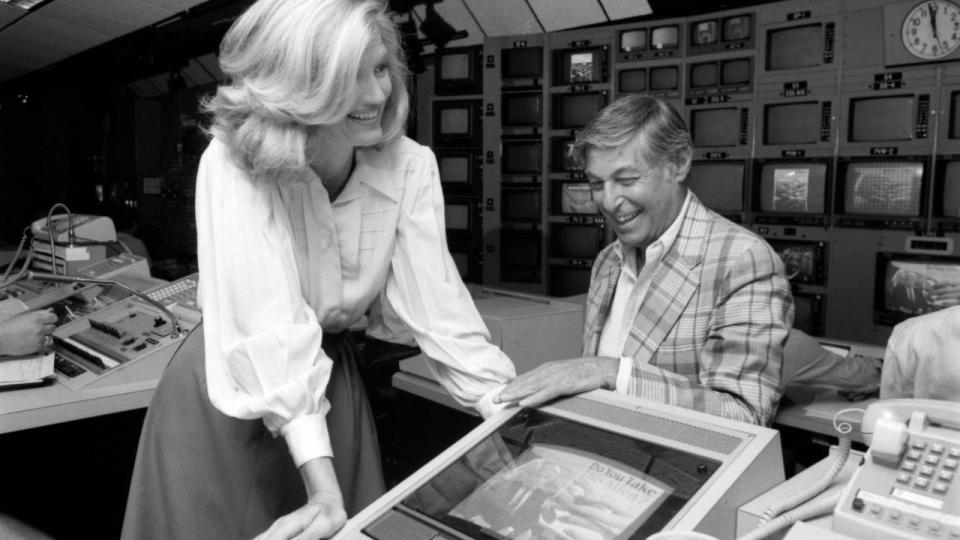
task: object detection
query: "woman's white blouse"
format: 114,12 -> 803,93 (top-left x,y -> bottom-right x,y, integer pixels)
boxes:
195,136 -> 515,467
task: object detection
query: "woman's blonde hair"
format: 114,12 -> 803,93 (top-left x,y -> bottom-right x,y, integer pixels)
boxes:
204,0 -> 409,177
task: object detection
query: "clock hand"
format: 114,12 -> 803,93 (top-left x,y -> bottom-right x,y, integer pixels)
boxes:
930,1 -> 940,40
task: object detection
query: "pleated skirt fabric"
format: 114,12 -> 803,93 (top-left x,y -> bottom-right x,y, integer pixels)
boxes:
120,324 -> 385,539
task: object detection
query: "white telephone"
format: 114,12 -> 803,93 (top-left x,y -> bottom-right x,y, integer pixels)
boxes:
30,214 -> 116,244
832,399 -> 960,539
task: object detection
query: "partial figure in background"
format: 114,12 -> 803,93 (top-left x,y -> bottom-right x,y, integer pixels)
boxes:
781,328 -> 881,400
881,305 -> 960,402
497,95 -> 793,426
121,1 -> 515,539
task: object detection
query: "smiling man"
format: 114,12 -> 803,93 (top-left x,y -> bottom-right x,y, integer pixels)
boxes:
497,95 -> 793,426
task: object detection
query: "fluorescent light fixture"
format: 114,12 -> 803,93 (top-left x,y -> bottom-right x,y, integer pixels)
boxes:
1,0 -> 45,10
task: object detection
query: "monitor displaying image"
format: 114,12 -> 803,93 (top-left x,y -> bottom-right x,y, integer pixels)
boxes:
843,161 -> 923,216
620,29 -> 647,52
723,14 -> 752,41
651,25 -> 679,50
691,20 -> 719,46
768,240 -> 825,285
876,253 -> 960,320
558,182 -> 598,214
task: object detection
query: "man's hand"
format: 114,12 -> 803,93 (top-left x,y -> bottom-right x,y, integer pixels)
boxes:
0,309 -> 57,356
495,356 -> 619,408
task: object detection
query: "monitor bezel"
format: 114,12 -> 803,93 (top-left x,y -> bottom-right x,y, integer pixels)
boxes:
751,158 -> 832,225
552,45 -> 610,86
434,45 -> 484,96
433,99 -> 483,147
767,238 -> 828,286
833,156 -> 929,226
436,148 -> 483,196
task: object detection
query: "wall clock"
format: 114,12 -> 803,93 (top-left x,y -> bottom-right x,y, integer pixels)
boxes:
901,0 -> 960,60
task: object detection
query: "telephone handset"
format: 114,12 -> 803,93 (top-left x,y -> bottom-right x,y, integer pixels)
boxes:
832,399 -> 960,539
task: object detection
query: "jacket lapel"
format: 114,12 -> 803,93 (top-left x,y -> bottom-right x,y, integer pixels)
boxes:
582,244 -> 623,356
620,196 -> 712,363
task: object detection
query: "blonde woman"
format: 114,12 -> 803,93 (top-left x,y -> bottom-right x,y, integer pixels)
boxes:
121,1 -> 515,538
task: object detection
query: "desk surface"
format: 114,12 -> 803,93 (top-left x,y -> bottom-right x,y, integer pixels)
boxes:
774,384 -> 878,444
0,345 -> 172,434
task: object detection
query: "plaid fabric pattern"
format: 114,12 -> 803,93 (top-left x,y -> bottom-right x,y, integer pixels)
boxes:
583,195 -> 793,425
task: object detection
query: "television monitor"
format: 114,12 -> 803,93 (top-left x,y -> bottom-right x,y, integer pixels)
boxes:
764,102 -> 822,145
552,92 -> 607,129
550,137 -> 583,173
618,68 -> 647,93
501,187 -> 542,223
839,160 -> 925,217
334,392 -> 784,540
756,161 -> 828,214
433,100 -> 481,147
550,223 -> 604,260
500,230 -> 541,282
685,161 -> 745,213
619,29 -> 647,53
501,141 -> 542,175
650,24 -> 680,51
501,92 -> 542,127
554,181 -> 598,215
848,95 -> 917,142
649,65 -> 679,92
765,23 -> 823,71
435,46 -> 482,95
940,160 -> 960,218
437,149 -> 481,194
767,239 -> 826,285
721,58 -> 751,85
444,201 -> 476,234
549,265 -> 592,297
553,46 -> 608,85
690,107 -> 741,147
874,252 -> 960,325
723,14 -> 753,41
690,19 -> 719,46
501,47 -> 543,80
792,292 -> 824,336
689,62 -> 718,89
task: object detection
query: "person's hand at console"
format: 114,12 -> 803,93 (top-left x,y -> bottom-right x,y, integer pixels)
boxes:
0,309 -> 56,356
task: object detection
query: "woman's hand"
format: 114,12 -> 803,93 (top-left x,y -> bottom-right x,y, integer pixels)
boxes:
253,490 -> 347,540
0,309 -> 57,356
254,456 -> 346,540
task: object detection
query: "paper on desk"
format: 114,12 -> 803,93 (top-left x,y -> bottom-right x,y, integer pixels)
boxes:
0,352 -> 55,385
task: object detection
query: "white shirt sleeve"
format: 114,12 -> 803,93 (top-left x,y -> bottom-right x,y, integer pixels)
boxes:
381,147 -> 516,417
195,141 -> 334,467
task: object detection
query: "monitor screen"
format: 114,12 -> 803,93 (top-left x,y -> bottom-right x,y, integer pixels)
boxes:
766,23 -> 822,71
551,138 -> 583,173
792,293 -> 823,335
501,188 -> 542,222
690,107 -> 740,147
723,14 -> 753,41
502,47 -> 543,79
649,66 -> 679,91
685,162 -> 745,212
620,29 -> 647,52
501,232 -> 542,276
502,93 -> 542,127
557,182 -> 598,214
555,47 -> 607,85
758,162 -> 828,214
439,155 -> 470,184
849,96 -> 915,142
651,25 -> 679,50
550,265 -> 593,297
445,203 -> 471,230
551,224 -> 604,259
502,141 -> 542,175
875,252 -> 960,322
843,161 -> 924,216
619,68 -> 647,93
553,93 -> 607,129
768,240 -> 825,284
691,20 -> 719,46
440,107 -> 469,135
721,58 -> 751,85
689,62 -> 718,88
764,102 -> 820,145
942,161 -> 960,218
440,52 -> 471,81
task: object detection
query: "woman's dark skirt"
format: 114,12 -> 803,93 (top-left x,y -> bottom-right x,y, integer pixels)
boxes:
120,324 -> 385,539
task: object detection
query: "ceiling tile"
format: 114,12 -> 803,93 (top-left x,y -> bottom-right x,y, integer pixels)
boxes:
527,0 -> 606,32
462,0 -> 542,37
600,0 -> 653,20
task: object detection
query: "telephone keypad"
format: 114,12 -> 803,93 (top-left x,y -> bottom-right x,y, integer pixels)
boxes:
921,465 -> 936,476
908,449 -> 924,461
914,477 -> 930,489
945,458 -> 958,470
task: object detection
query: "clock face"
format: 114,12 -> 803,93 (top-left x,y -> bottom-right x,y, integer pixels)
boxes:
901,0 -> 960,59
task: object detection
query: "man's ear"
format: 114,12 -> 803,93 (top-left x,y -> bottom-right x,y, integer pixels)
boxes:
666,154 -> 692,185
